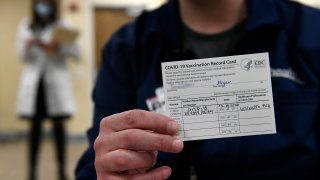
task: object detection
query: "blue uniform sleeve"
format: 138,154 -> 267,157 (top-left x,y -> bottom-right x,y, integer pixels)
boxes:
75,25 -> 136,179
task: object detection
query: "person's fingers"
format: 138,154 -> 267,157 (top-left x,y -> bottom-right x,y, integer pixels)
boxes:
104,166 -> 172,180
119,151 -> 159,175
100,110 -> 179,135
98,129 -> 183,153
100,149 -> 157,172
131,166 -> 172,180
94,110 -> 182,180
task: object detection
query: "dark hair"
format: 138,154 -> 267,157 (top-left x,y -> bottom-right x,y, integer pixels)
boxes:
30,0 -> 60,31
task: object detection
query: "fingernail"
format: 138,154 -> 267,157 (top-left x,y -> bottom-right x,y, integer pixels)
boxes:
172,139 -> 183,151
168,121 -> 179,133
152,151 -> 158,157
163,167 -> 172,179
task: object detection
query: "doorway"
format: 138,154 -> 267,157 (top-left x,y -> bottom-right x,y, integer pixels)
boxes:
94,7 -> 135,70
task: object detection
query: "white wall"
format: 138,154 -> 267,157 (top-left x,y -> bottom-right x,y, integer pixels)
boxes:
86,0 -> 166,10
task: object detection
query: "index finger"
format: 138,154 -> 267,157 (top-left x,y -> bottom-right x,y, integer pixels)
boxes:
101,110 -> 179,135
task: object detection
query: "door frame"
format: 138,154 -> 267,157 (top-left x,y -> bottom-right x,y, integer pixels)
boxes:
86,2 -> 146,86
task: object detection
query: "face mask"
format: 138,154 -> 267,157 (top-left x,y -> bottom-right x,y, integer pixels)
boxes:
34,3 -> 52,18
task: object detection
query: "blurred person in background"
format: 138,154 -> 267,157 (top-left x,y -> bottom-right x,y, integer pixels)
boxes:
76,0 -> 320,179
15,0 -> 80,180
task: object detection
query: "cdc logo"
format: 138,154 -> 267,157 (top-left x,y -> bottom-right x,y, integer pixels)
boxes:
241,58 -> 266,71
254,60 -> 266,67
240,58 -> 253,71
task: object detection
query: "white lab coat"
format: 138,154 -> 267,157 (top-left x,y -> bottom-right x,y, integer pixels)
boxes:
16,18 -> 80,117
